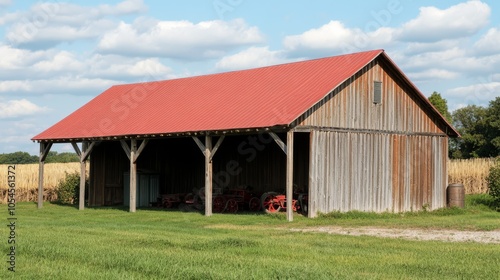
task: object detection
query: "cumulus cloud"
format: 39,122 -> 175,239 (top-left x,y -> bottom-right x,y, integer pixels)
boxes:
396,1 -> 490,42
97,18 -> 265,59
474,28 -> 500,55
3,0 -> 147,48
215,47 -> 297,71
282,20 -> 395,58
447,82 -> 500,108
0,99 -> 48,119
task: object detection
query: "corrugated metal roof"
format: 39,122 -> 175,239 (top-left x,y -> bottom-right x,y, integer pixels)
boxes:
32,49 -> 458,141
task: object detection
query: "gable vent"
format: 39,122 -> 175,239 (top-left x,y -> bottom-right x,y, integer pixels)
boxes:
374,81 -> 382,104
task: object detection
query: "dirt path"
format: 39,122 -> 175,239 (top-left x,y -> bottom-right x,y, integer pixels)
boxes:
290,227 -> 500,244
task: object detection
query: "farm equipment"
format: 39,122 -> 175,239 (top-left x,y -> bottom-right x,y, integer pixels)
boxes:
160,187 -> 262,214
210,187 -> 262,213
260,191 -> 308,215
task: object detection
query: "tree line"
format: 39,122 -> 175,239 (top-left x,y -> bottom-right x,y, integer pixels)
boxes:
429,92 -> 500,159
0,151 -> 79,164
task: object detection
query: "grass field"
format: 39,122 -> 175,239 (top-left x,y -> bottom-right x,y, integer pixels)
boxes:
1,195 -> 499,279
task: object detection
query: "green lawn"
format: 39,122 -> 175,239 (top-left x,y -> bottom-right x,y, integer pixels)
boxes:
1,195 -> 499,279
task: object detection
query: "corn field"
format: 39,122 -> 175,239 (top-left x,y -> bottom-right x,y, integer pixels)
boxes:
0,163 -> 82,203
0,158 -> 497,203
448,158 -> 496,194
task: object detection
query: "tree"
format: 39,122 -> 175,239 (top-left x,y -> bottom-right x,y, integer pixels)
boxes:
451,105 -> 492,158
428,91 -> 452,123
485,97 -> 500,155
0,152 -> 38,164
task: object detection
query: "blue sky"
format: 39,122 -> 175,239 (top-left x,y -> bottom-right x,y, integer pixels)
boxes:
0,0 -> 499,154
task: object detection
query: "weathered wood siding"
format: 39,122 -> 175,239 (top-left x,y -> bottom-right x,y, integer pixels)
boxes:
296,59 -> 451,135
308,130 -> 448,216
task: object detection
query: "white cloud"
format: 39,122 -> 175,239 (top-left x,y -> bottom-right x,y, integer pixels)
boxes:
284,21 -> 365,56
283,21 -> 394,57
215,47 -> 296,71
447,82 -> 500,108
3,0 -> 147,48
397,1 -> 490,42
0,78 -> 117,96
0,0 -> 11,7
0,99 -> 48,119
408,69 -> 460,81
0,80 -> 32,92
474,28 -> 500,55
97,18 -> 265,59
33,51 -> 85,73
87,56 -> 173,80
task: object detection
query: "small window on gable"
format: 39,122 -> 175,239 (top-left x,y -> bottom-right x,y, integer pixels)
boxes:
374,81 -> 382,104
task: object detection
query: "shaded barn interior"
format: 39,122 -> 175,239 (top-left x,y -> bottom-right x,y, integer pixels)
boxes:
89,133 -> 310,206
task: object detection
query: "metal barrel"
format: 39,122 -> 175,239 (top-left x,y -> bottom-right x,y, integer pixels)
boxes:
447,183 -> 465,208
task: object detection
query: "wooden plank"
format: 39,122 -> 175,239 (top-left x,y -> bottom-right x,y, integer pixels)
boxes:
209,135 -> 225,161
120,140 -> 131,160
192,136 -> 206,157
129,139 -> 137,212
269,132 -> 287,155
286,130 -> 294,221
205,136 -> 213,216
71,142 -> 82,157
40,142 -> 52,162
81,141 -> 95,162
79,160 -> 86,210
37,142 -> 52,209
133,139 -> 149,163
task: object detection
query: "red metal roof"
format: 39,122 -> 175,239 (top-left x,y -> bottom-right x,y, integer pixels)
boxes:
32,49 -> 458,141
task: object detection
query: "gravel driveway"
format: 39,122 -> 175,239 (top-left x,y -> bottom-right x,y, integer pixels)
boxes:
291,227 -> 500,244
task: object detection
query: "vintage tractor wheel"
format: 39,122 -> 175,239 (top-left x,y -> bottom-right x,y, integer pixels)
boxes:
248,197 -> 261,211
213,196 -> 225,213
261,192 -> 281,213
225,199 -> 238,213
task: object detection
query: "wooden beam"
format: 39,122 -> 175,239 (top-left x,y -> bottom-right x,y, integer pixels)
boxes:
209,135 -> 225,161
77,141 -> 95,211
120,140 -> 131,160
269,132 -> 287,155
71,142 -> 82,157
286,131 -> 294,222
81,141 -> 95,162
133,139 -> 149,163
205,135 -> 213,216
129,139 -> 137,212
40,142 -> 52,162
37,142 -> 52,209
79,158 -> 86,210
192,136 -> 206,156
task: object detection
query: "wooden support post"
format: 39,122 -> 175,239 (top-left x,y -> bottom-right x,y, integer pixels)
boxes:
37,142 -> 52,209
72,141 -> 95,210
129,139 -> 137,212
205,136 -> 213,216
286,131 -> 294,222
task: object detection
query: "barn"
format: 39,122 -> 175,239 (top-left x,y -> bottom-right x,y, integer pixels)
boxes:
32,49 -> 459,220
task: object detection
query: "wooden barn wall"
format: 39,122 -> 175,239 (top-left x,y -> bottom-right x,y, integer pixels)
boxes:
89,133 -> 309,206
308,130 -> 448,216
296,59 -> 450,135
89,141 -> 129,206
